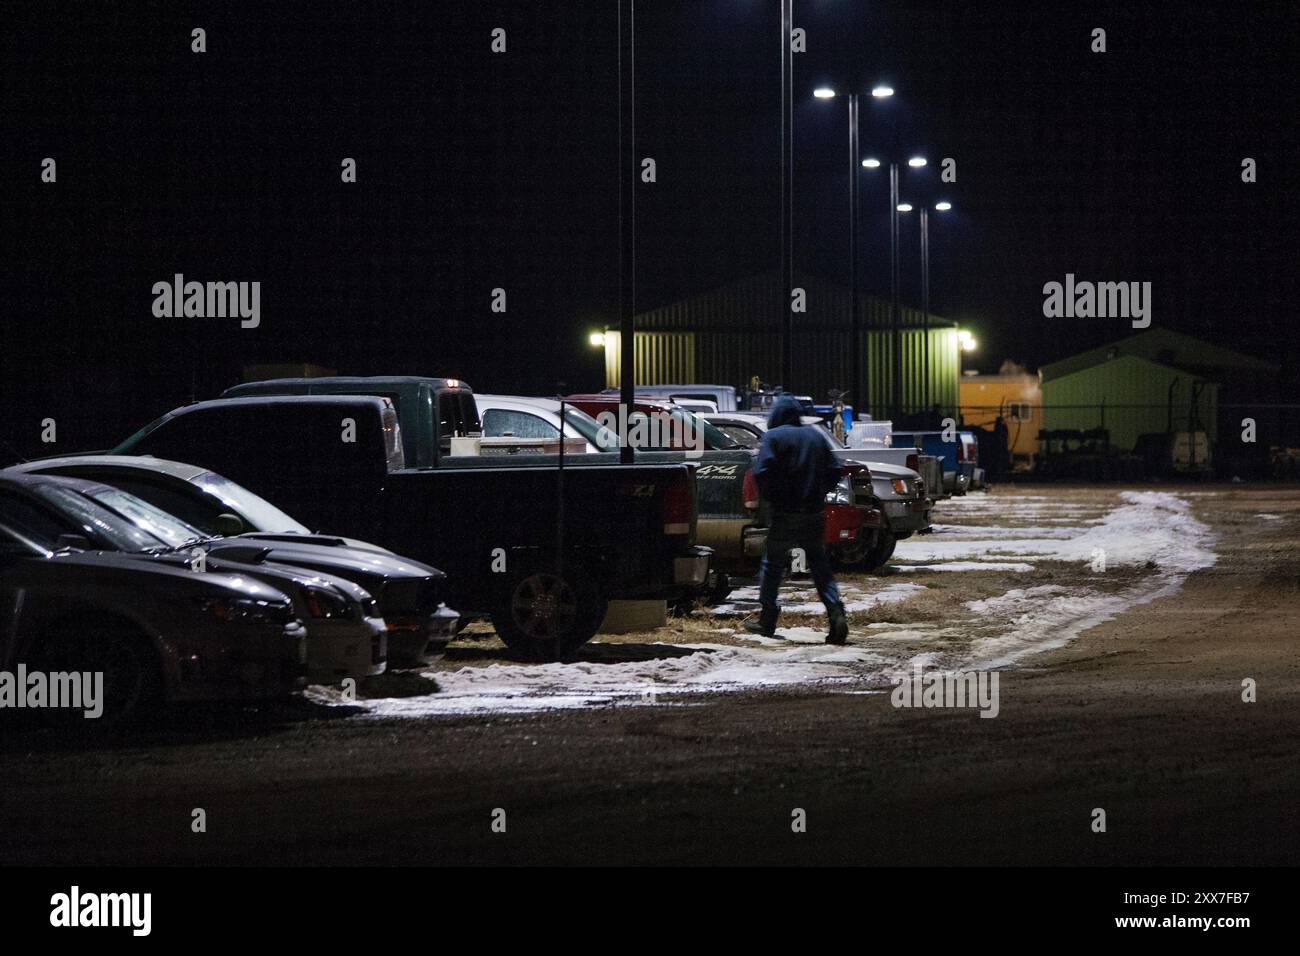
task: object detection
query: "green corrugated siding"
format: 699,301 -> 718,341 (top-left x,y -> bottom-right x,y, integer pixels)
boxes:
605,326 -> 959,420
604,273 -> 961,419
1041,354 -> 1219,450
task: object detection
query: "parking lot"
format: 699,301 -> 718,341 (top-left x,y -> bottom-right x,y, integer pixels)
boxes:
327,484 -> 1206,714
4,483 -> 1296,866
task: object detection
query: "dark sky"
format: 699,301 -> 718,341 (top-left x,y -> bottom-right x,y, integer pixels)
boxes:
2,1 -> 1296,454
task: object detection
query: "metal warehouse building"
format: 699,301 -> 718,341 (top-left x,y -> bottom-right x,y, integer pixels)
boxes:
1039,329 -> 1278,452
600,272 -> 963,421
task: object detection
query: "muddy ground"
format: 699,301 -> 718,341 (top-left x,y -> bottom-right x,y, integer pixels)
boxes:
0,484 -> 1296,866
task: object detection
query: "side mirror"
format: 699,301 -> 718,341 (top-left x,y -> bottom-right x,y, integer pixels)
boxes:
55,534 -> 92,552
213,513 -> 245,537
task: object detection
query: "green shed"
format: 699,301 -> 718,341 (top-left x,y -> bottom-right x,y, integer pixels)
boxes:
1039,329 -> 1276,452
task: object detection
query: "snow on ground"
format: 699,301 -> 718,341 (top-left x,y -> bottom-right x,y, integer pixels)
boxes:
326,642 -> 892,717
893,491 -> 1216,574
322,489 -> 1217,717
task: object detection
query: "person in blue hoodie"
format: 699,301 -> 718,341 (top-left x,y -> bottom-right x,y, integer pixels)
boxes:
747,394 -> 848,644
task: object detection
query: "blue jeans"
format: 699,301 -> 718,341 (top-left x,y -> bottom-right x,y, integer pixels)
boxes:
758,510 -> 841,615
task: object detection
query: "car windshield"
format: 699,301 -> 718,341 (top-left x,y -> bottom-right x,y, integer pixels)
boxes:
715,423 -> 759,449
686,410 -> 741,450
82,486 -> 210,548
559,406 -> 622,452
30,484 -> 168,553
193,472 -> 311,533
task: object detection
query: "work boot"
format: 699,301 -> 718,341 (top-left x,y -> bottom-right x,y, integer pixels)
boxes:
826,601 -> 848,645
744,606 -> 779,638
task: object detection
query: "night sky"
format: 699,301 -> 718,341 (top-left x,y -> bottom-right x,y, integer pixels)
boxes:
2,1 -> 1295,456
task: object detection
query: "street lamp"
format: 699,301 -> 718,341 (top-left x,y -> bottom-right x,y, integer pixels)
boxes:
815,83 -> 908,422
898,200 -> 954,412
862,153 -> 926,422
814,84 -> 866,416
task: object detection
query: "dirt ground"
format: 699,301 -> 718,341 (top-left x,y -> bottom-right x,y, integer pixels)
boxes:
1,484 -> 1297,866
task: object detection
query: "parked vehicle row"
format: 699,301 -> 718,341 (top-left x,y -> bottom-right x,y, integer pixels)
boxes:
0,374 -> 965,719
892,429 -> 979,496
119,378 -> 712,657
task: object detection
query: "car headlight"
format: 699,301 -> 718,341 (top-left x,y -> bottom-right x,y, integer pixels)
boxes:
891,478 -> 911,495
198,596 -> 294,627
304,585 -> 356,620
825,476 -> 854,506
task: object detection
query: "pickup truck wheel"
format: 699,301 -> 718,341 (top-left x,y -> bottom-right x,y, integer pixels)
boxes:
831,535 -> 872,569
864,530 -> 898,572
492,569 -> 606,660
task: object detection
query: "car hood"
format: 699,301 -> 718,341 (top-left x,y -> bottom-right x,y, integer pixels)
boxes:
208,538 -> 443,580
237,531 -> 397,556
45,550 -> 293,602
835,454 -> 917,479
123,551 -> 374,604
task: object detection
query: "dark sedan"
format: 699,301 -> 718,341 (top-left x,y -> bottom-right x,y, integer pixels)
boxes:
0,475 -> 307,719
7,456 -> 459,666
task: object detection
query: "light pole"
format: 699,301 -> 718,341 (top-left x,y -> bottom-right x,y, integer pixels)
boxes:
617,0 -> 635,463
780,0 -> 793,390
899,200 -> 953,414
862,154 -> 926,422
814,84 -> 894,418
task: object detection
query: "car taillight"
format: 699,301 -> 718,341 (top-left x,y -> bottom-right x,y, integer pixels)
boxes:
957,441 -> 966,463
742,468 -> 759,510
906,453 -> 919,472
662,479 -> 692,535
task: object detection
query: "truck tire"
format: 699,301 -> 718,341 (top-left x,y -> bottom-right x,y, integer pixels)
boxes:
706,572 -> 733,606
864,530 -> 897,572
491,567 -> 607,660
831,534 -> 872,570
